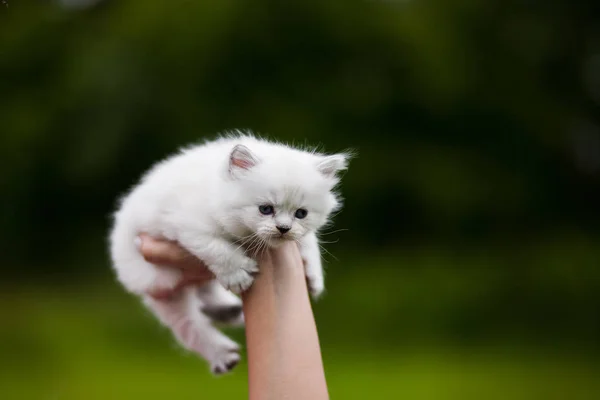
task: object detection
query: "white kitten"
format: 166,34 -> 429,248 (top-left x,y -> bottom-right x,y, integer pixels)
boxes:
109,132 -> 350,374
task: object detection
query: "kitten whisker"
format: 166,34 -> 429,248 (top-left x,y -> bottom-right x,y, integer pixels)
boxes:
231,232 -> 255,246
318,239 -> 339,244
259,238 -> 269,260
318,243 -> 338,262
327,209 -> 344,219
244,234 -> 261,256
233,233 -> 258,254
318,228 -> 349,236
249,234 -> 267,258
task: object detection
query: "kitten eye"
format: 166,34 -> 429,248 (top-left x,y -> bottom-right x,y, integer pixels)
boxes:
294,208 -> 308,219
258,204 -> 274,215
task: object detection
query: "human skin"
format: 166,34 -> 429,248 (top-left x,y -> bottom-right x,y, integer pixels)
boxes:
137,234 -> 329,400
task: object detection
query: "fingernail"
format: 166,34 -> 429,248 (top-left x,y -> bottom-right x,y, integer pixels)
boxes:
134,236 -> 142,250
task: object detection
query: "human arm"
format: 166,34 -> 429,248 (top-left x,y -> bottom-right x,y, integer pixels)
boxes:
136,235 -> 329,399
243,242 -> 329,400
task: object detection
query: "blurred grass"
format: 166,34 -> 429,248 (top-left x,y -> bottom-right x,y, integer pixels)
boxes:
2,254 -> 599,400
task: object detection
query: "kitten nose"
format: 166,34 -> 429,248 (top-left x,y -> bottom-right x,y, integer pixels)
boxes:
276,225 -> 291,234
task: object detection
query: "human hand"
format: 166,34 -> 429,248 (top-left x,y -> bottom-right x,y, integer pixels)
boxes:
136,233 -> 215,300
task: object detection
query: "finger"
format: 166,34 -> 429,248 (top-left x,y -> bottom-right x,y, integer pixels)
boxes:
137,233 -> 206,270
138,233 -> 190,265
176,275 -> 214,290
146,273 -> 214,300
181,267 -> 215,281
265,241 -> 304,269
147,287 -> 177,301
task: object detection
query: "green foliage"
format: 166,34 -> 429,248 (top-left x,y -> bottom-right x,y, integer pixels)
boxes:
1,1 -> 598,265
1,285 -> 599,399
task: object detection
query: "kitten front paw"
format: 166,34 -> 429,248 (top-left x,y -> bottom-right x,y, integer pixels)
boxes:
306,274 -> 325,299
217,259 -> 258,294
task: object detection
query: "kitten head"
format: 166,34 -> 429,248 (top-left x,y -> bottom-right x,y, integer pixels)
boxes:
226,142 -> 350,248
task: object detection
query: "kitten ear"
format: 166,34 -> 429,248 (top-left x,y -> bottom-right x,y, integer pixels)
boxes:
229,145 -> 258,177
316,153 -> 349,178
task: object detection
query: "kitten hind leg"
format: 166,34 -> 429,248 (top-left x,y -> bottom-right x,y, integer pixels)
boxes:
144,288 -> 241,374
299,232 -> 325,298
197,281 -> 244,326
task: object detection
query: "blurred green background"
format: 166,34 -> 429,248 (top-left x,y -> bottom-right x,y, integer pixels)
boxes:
2,0 -> 600,399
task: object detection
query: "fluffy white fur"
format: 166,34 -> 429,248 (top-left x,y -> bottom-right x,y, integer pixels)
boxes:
109,133 -> 350,374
